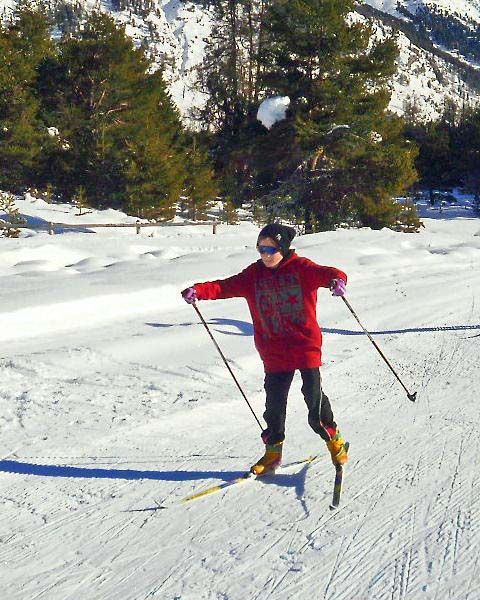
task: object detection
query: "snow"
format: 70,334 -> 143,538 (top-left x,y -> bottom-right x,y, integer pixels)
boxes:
110,0 -> 213,120
2,0 -> 480,122
386,30 -> 478,120
257,96 -> 291,129
369,0 -> 480,23
352,8 -> 480,121
1,193 -> 480,598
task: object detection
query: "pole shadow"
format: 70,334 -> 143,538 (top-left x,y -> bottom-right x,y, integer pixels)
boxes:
323,324 -> 480,336
146,321 -> 480,338
146,318 -> 254,336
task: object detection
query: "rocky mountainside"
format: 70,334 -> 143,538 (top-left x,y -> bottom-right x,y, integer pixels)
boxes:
2,0 -> 480,122
363,0 -> 480,118
369,0 -> 480,24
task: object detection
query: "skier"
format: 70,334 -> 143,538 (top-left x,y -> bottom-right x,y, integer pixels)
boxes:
181,223 -> 349,476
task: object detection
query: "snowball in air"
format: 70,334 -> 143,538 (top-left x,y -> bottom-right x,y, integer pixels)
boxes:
257,96 -> 291,129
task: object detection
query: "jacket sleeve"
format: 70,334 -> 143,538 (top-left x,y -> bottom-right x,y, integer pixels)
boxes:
193,265 -> 254,300
300,258 -> 348,291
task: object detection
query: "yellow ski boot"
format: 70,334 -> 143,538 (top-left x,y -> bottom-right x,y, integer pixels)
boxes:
326,430 -> 349,466
250,442 -> 283,476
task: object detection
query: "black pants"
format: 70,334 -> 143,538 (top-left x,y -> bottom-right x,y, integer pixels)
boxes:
262,368 -> 336,444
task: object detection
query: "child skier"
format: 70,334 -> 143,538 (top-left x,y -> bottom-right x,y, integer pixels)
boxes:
181,223 -> 349,475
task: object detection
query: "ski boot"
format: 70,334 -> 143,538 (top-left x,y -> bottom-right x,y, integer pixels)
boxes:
326,429 -> 349,466
250,441 -> 283,476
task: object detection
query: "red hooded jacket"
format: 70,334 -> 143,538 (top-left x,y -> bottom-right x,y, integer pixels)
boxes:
193,252 -> 347,373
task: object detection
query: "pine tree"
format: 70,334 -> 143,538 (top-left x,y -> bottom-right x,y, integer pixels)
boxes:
183,136 -> 219,220
7,2 -> 55,77
406,120 -> 452,199
37,12 -> 188,214
455,110 -> 480,202
44,182 -> 54,203
253,0 -> 418,231
221,198 -> 239,223
395,201 -> 424,233
37,12 -> 150,205
0,5 -> 54,191
197,0 -> 269,198
73,185 -> 88,216
125,69 -> 187,219
125,133 -> 184,220
198,1 -> 267,133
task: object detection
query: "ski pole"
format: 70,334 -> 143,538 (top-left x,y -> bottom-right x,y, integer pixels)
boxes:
191,302 -> 264,430
341,296 -> 417,402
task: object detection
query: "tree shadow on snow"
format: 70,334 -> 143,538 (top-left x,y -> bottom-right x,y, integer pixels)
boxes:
0,460 -> 246,482
416,202 -> 480,220
14,214 -> 95,234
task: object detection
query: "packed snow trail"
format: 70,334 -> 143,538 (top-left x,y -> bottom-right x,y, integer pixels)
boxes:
1,197 -> 480,599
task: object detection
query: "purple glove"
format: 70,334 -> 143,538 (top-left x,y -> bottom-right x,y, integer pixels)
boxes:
181,287 -> 197,304
330,278 -> 346,297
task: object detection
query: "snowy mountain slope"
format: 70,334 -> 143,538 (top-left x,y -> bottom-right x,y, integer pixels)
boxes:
368,0 -> 480,25
1,0 -> 480,121
1,196 -> 480,599
356,6 -> 480,120
109,0 -> 212,119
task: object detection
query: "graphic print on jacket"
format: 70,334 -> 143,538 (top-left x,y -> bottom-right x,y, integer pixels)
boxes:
255,273 -> 305,337
192,252 -> 347,372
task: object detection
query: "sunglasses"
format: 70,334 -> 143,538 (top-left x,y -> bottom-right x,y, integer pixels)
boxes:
257,245 -> 280,255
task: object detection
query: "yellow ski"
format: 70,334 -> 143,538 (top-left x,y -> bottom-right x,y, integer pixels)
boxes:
178,455 -> 317,507
131,455 -> 318,511
181,472 -> 253,504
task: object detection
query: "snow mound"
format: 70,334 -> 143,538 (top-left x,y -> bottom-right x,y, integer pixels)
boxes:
257,96 -> 291,129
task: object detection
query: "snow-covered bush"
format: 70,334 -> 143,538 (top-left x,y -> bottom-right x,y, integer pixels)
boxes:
0,192 -> 25,238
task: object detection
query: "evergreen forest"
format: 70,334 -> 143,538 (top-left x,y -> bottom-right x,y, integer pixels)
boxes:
1,1 -> 480,231
0,4 -> 218,220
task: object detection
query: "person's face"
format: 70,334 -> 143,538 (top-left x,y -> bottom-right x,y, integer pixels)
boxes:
257,237 -> 283,268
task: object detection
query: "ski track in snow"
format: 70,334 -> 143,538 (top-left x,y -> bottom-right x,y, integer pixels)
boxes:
0,198 -> 480,599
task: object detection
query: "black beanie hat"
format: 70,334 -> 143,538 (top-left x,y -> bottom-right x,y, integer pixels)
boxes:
258,223 -> 296,256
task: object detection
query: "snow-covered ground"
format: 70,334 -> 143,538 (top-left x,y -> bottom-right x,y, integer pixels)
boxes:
1,195 -> 480,599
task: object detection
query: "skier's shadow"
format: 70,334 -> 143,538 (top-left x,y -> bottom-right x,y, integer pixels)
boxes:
0,460 -> 245,482
257,463 -> 314,516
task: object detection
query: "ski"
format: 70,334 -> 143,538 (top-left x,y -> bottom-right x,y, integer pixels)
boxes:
179,471 -> 254,505
135,455 -> 317,511
329,441 -> 349,510
329,464 -> 344,510
176,454 -> 317,507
